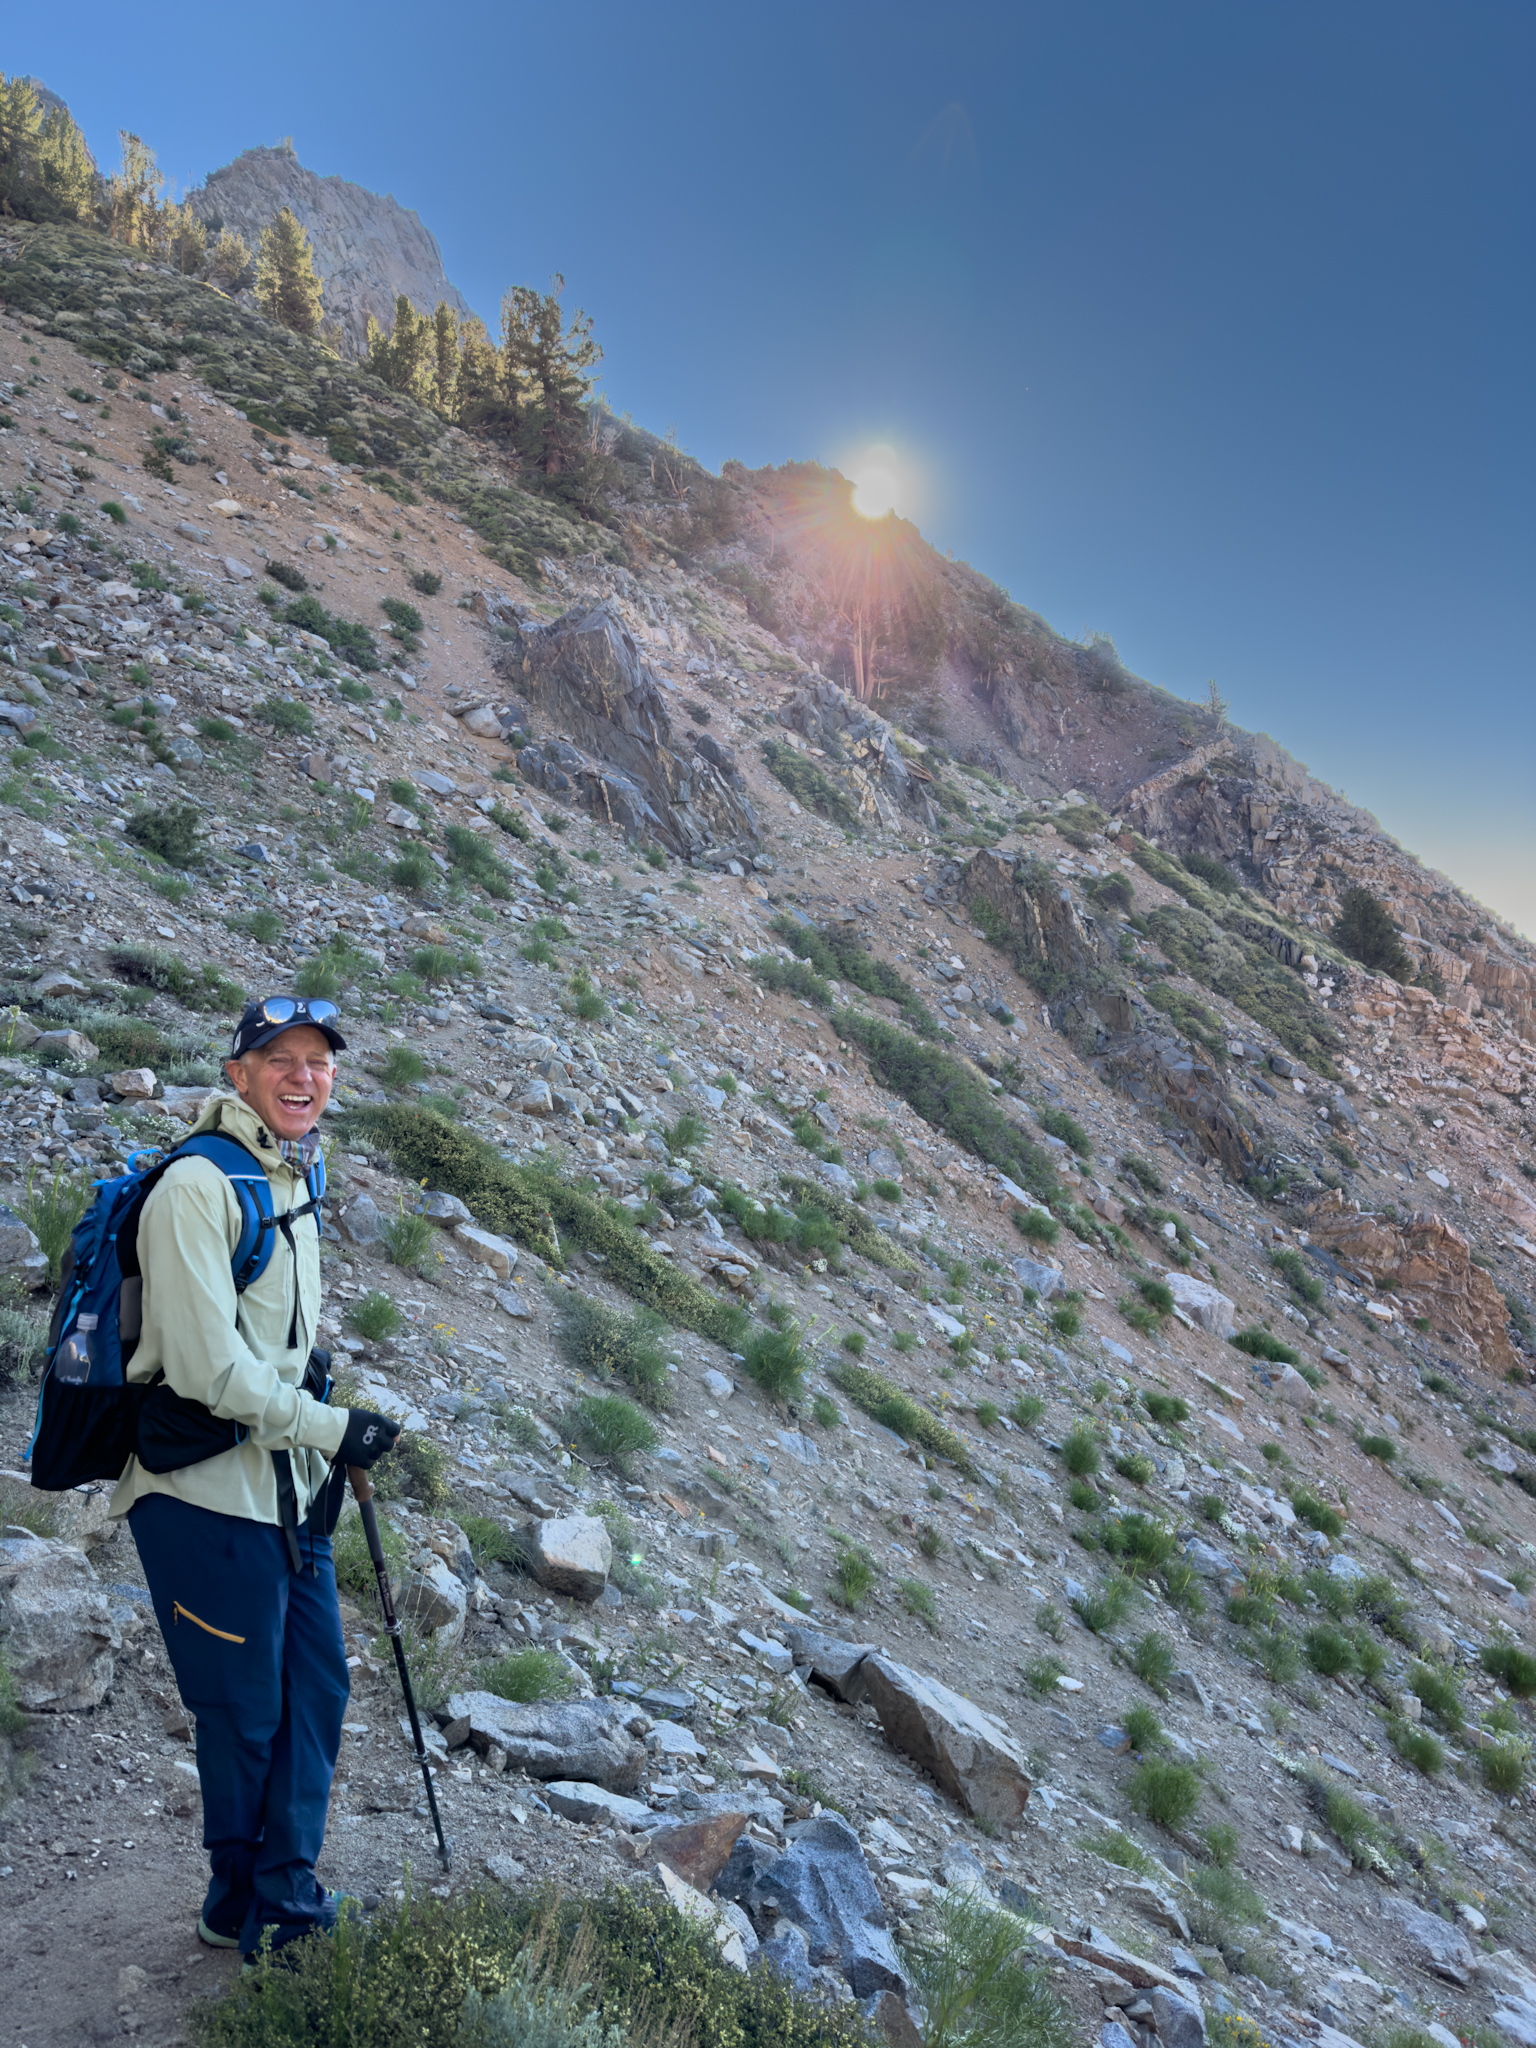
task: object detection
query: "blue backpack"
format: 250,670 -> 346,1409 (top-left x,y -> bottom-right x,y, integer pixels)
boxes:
26,1131 -> 326,1493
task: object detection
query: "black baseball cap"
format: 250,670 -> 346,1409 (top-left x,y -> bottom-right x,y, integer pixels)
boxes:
230,997 -> 349,1060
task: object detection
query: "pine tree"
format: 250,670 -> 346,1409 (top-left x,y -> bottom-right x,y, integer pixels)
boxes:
255,207 -> 324,336
453,315 -> 503,427
366,294 -> 433,398
1333,887 -> 1413,983
433,302 -> 458,416
207,227 -> 252,292
162,199 -> 206,275
107,132 -> 164,248
499,273 -> 602,475
0,76 -> 44,214
35,103 -> 94,221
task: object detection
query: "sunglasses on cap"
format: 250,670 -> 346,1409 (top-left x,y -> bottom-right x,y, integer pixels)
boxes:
230,996 -> 346,1059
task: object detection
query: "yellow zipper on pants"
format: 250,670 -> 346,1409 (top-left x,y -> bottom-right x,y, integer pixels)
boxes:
173,1601 -> 245,1644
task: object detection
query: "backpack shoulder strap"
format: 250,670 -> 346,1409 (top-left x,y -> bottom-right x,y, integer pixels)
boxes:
168,1132 -> 279,1292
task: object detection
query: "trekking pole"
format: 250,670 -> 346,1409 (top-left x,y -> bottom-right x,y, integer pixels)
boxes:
348,1465 -> 452,1872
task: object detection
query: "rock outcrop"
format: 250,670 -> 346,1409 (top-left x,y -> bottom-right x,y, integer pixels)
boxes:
498,605 -> 760,857
188,142 -> 473,359
1304,1189 -> 1516,1375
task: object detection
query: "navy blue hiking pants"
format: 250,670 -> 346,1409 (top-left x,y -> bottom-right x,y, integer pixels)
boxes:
129,1493 -> 350,1954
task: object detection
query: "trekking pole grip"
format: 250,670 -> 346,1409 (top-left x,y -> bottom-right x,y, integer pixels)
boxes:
348,1466 -> 373,1505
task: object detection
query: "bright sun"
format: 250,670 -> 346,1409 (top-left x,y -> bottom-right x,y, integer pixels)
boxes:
848,442 -> 908,519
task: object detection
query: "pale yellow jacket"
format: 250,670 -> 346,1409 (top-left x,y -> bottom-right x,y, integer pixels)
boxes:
108,1092 -> 347,1525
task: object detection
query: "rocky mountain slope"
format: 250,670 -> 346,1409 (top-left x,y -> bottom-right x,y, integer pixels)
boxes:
187,141 -> 474,358
0,215 -> 1534,2048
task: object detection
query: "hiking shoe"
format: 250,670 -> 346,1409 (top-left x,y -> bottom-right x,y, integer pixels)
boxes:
197,1916 -> 243,1949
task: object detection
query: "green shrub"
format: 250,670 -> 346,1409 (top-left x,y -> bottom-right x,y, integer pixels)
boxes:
1409,1661 -> 1464,1730
1479,1741 -> 1530,1796
197,1882 -> 869,2048
281,593 -> 380,670
1073,1576 -> 1134,1634
903,1892 -> 1074,2048
411,570 -> 443,596
1358,1433 -> 1397,1462
100,499 -> 127,524
740,1323 -> 807,1402
1388,1720 -> 1444,1775
295,956 -> 341,1001
1290,1489 -> 1346,1539
1308,1775 -> 1386,1866
1186,1863 -> 1267,1944
125,802 -> 203,867
1127,1760 -> 1202,1830
254,693 -> 317,736
329,1500 -> 407,1602
1270,1246 -> 1324,1307
832,1010 -> 1061,1203
1230,1326 -> 1300,1364
1038,1107 -> 1091,1158
1304,1624 -> 1355,1677
568,969 -> 606,1022
1051,1304 -> 1082,1338
1011,1394 -> 1045,1428
766,916 -> 942,1039
346,1108 -> 746,1346
381,1207 -> 436,1272
1253,1631 -> 1302,1685
1013,1207 -> 1060,1245
566,1394 -> 658,1475
1123,1702 -> 1162,1753
18,1163 -> 94,1286
831,1363 -> 976,1474
559,1294 -> 670,1409
382,596 -> 424,635
347,1291 -> 402,1343
478,1647 -> 573,1705
1060,1425 -> 1100,1477
810,1394 -> 841,1430
832,1537 -> 876,1610
1143,1392 -> 1189,1426
444,824 -> 513,898
760,739 -> 860,828
382,1045 -> 427,1087
1114,1450 -> 1155,1485
412,944 -> 463,983
872,1177 -> 902,1203
373,1432 -> 451,1511
898,1577 -> 938,1624
666,1112 -> 708,1156
1131,1631 -> 1176,1696
265,559 -> 308,593
1181,851 -> 1239,896
1482,1641 -> 1536,1697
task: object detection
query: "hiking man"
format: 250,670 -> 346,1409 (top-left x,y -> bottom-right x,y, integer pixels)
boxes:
107,996 -> 402,1961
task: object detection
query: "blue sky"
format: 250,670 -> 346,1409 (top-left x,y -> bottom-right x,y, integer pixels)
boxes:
12,2 -> 1534,929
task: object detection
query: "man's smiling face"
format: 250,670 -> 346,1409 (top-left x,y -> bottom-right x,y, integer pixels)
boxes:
225,1023 -> 335,1142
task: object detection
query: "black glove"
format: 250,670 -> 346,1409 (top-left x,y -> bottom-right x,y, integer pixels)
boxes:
338,1407 -> 402,1470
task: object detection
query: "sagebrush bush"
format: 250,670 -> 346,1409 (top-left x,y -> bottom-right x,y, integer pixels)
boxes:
1127,1759 -> 1202,1830
125,802 -> 202,867
565,1394 -> 658,1475
559,1293 -> 670,1409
